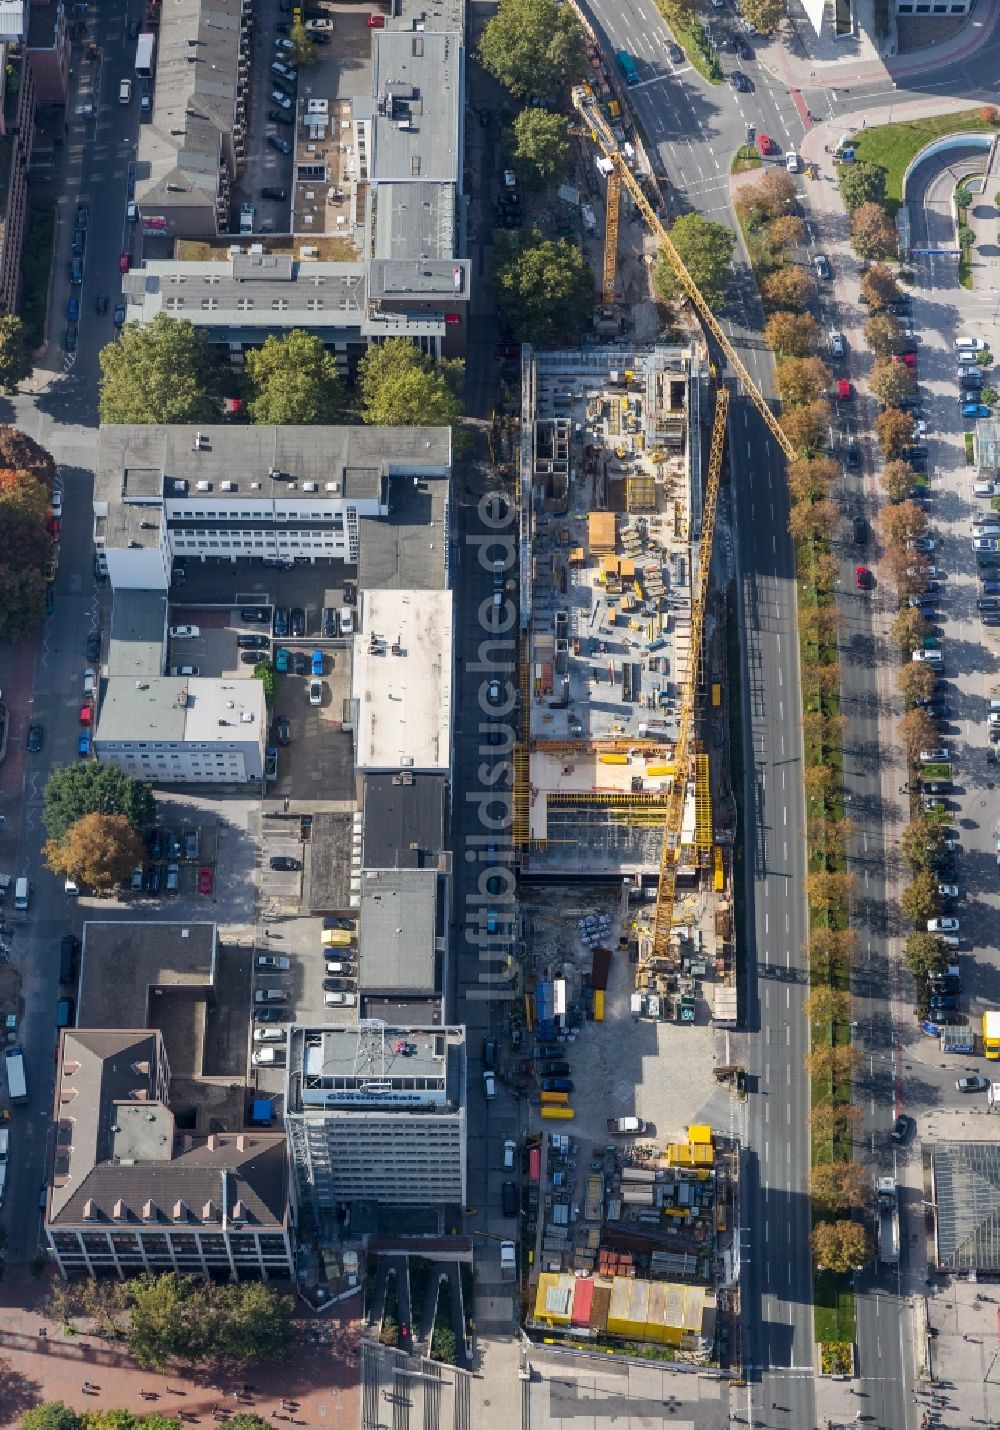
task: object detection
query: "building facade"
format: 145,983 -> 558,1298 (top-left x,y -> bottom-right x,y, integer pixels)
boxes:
94,676 -> 266,785
0,38 -> 36,317
285,1022 -> 466,1214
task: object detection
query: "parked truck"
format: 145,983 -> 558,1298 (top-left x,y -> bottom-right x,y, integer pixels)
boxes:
5,1045 -> 27,1104
607,1116 -> 648,1135
984,1010 -> 1000,1059
135,32 -> 156,77
0,1126 -> 8,1205
876,1175 -> 900,1265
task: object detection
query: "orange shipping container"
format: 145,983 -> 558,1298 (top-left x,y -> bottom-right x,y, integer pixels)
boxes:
541,1105 -> 575,1120
541,1090 -> 570,1105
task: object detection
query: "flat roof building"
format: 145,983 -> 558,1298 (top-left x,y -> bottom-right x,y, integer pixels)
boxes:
285,1022 -> 466,1214
94,676 -> 267,785
352,589 -> 453,773
45,1029 -> 292,1281
931,1141 -> 1000,1273
361,772 -> 447,870
358,869 -> 441,996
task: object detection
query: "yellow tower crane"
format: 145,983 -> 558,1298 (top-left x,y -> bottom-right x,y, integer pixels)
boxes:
602,167 -> 621,312
569,83 -> 795,974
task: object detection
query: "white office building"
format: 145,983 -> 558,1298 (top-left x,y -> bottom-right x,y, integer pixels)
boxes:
284,1022 -> 466,1214
94,676 -> 266,784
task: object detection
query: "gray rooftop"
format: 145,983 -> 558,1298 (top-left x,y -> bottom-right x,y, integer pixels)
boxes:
358,869 -> 438,994
48,1029 -> 288,1230
124,257 -> 368,333
369,255 -> 469,300
372,187 -> 457,265
932,1142 -> 1000,1271
108,590 -> 168,680
358,466 -> 452,591
96,425 -> 451,510
287,1023 -> 464,1113
135,0 -> 241,217
95,677 -> 191,744
79,921 -> 218,1034
362,773 -> 447,870
371,31 -> 462,187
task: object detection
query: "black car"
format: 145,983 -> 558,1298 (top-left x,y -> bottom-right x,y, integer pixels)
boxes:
64,324 -> 78,352
275,715 -> 292,746
261,186 -> 287,201
733,36 -> 754,59
292,651 -> 309,676
483,1037 -> 498,1069
890,1113 -> 914,1144
241,650 -> 264,665
845,445 -> 860,471
541,1060 -> 570,1076
96,293 -> 108,314
241,606 -> 270,623
114,303 -> 127,327
729,70 -> 752,91
852,515 -> 867,545
268,108 -> 294,127
273,607 -> 290,637
268,135 -> 293,156
323,977 -> 354,992
343,581 -> 357,605
290,607 -> 305,637
26,724 -> 43,752
323,916 -> 354,931
237,633 -> 270,650
323,607 -> 337,637
501,1181 -> 517,1217
145,865 -> 162,896
254,1007 -> 286,1023
128,16 -> 140,38
86,631 -> 101,662
270,855 -> 302,872
311,30 -> 331,43
925,703 -> 951,720
667,41 -> 684,62
75,204 -> 89,232
147,829 -> 165,860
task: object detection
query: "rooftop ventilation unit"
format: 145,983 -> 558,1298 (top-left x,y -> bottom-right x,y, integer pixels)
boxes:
195,481 -> 212,492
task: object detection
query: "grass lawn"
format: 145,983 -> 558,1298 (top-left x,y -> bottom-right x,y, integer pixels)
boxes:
814,1271 -> 857,1343
851,109 -> 997,215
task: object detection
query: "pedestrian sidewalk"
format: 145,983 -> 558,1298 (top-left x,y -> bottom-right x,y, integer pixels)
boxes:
754,0 -> 999,91
963,138 -> 1000,292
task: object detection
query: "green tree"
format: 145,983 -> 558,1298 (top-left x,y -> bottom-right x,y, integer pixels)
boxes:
289,17 -> 317,65
245,330 -> 342,425
213,1280 -> 295,1362
126,1273 -> 294,1369
0,314 -> 33,392
839,161 -> 887,211
788,495 -> 839,543
903,931 -> 947,981
870,358 -> 915,407
900,869 -> 942,925
99,314 -> 220,425
20,1406 -> 83,1430
765,214 -> 806,252
357,339 -> 465,448
43,763 -> 156,841
431,1323 -> 458,1365
654,214 -> 736,307
478,0 -> 586,98
82,1415 -> 143,1430
511,108 -> 571,182
776,355 -> 831,406
741,0 -> 787,33
0,468 -> 51,577
850,202 -> 898,260
860,263 -> 899,310
764,311 -> 820,358
0,563 -> 46,639
493,232 -> 594,344
811,1219 -> 871,1273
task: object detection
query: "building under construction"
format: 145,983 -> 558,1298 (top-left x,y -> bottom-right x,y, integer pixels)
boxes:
514,345 -> 716,885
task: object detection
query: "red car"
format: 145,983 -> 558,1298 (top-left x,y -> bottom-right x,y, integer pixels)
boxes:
755,133 -> 776,158
835,378 -> 852,402
855,565 -> 873,590
367,12 -> 384,24
892,352 -> 917,369
119,250 -> 132,274
198,866 -> 213,895
79,702 -> 93,725
47,516 -> 61,541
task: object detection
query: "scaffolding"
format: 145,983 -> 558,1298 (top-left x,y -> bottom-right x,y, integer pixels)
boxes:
513,745 -> 531,845
602,166 -> 621,312
694,753 -> 712,855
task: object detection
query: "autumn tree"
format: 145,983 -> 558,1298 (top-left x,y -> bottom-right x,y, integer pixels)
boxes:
803,988 -> 851,1025
890,606 -> 930,653
804,1045 -> 861,1086
801,660 -> 842,707
804,763 -> 840,808
880,458 -> 916,503
787,456 -> 837,504
765,214 -> 807,251
898,660 -> 937,708
884,546 -> 930,597
808,927 -> 859,980
781,399 -> 831,456
899,707 -> 939,762
864,312 -> 904,359
875,407 -> 915,458
900,817 -> 948,873
900,869 -> 943,925
807,869 -> 858,913
0,426 -> 56,489
802,710 -> 847,752
44,813 -> 144,894
765,311 -> 821,358
870,358 -> 916,407
776,355 -> 832,407
813,550 -> 840,594
799,604 -> 842,648
859,262 -> 899,310
812,1219 -> 871,1273
760,265 -> 815,309
788,496 -> 839,543
811,1161 -> 870,1215
878,498 -> 927,550
903,932 -> 948,981
811,1101 -> 863,1145
850,201 -> 898,260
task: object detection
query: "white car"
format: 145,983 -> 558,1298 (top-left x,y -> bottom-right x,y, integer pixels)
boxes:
169,625 -> 199,639
325,960 -> 353,975
912,649 -> 943,664
252,1047 -> 286,1067
324,991 -> 357,1006
51,488 -> 63,517
503,169 -> 517,188
483,1069 -> 497,1099
785,151 -> 800,173
928,917 -> 959,933
308,678 -> 323,706
499,1240 -> 516,1273
956,336 -> 987,353
168,665 -> 199,676
920,748 -> 950,762
64,877 -> 80,896
937,883 -> 959,898
256,954 -> 290,971
339,609 -> 354,636
254,1026 -> 286,1042
828,331 -> 845,358
119,78 -> 132,103
83,666 -> 96,696
305,16 -> 334,28
974,537 -> 1000,552
975,524 -> 1000,538
973,481 -> 999,497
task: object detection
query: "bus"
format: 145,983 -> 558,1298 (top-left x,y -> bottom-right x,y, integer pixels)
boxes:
616,50 -> 639,86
